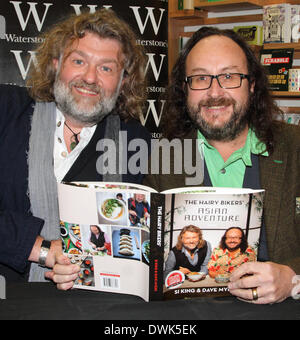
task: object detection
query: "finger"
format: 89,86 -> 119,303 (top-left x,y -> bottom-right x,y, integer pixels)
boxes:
57,280 -> 75,291
229,286 -> 259,302
53,263 -> 81,275
45,270 -> 54,281
230,287 -> 271,305
55,253 -> 71,265
52,272 -> 79,285
228,273 -> 260,290
230,261 -> 262,281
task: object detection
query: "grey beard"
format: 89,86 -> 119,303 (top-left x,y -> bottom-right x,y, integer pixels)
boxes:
53,79 -> 120,125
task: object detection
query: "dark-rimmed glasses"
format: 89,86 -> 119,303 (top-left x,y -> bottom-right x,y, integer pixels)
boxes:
185,73 -> 250,90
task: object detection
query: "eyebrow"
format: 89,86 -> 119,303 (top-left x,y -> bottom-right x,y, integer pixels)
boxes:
68,49 -> 120,65
190,66 -> 242,74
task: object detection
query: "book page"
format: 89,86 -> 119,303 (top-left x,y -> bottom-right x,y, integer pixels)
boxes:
58,182 -> 152,301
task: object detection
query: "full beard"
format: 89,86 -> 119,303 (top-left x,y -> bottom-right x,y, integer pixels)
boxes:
187,96 -> 251,142
53,78 -> 120,126
226,244 -> 241,252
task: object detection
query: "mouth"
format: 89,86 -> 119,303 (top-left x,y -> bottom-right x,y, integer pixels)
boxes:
74,86 -> 99,97
203,104 -> 230,112
199,97 -> 234,113
206,105 -> 226,110
200,105 -> 232,120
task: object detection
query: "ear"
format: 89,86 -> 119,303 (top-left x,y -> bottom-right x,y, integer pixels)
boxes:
250,80 -> 255,93
52,58 -> 59,71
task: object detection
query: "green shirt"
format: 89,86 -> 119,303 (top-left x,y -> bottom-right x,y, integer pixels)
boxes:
197,128 -> 268,188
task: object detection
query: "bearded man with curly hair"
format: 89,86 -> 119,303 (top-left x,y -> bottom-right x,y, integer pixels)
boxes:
0,9 -> 150,284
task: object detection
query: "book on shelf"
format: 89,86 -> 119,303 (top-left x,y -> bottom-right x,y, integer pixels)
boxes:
260,48 -> 294,91
233,25 -> 263,46
58,181 -> 264,301
279,113 -> 300,125
179,35 -> 190,53
291,5 -> 300,43
178,0 -> 184,10
263,3 -> 292,44
289,69 -> 300,92
277,108 -> 300,126
183,0 -> 194,10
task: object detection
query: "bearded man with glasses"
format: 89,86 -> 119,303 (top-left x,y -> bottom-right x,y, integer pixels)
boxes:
144,27 -> 300,304
207,227 -> 256,280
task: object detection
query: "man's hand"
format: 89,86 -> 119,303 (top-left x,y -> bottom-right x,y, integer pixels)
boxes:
45,253 -> 80,290
45,239 -> 64,268
228,261 -> 296,304
179,266 -> 191,275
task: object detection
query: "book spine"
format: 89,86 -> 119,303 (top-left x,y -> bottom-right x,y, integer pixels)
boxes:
148,193 -> 165,301
183,0 -> 194,10
284,4 -> 292,44
178,0 -> 183,10
291,5 -> 300,43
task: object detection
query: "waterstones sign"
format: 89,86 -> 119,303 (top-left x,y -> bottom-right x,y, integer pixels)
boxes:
0,0 -> 168,135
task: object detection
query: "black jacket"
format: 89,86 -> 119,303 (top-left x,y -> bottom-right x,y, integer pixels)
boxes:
0,85 -> 150,281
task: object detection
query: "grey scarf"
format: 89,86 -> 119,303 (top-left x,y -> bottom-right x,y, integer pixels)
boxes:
28,102 -> 121,282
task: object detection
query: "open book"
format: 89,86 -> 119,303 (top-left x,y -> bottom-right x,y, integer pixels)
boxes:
58,182 -> 264,302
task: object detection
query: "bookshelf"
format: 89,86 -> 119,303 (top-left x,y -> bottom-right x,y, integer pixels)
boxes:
272,92 -> 300,98
168,0 -> 300,101
194,0 -> 262,12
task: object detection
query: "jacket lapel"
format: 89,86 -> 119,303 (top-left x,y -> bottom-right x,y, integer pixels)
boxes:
259,142 -> 287,259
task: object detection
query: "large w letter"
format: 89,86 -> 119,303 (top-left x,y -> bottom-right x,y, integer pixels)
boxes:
145,53 -> 166,81
11,50 -> 38,80
10,1 -> 53,31
140,100 -> 166,128
130,6 -> 165,36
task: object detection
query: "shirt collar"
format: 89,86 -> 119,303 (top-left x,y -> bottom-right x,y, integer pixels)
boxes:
182,247 -> 199,256
197,128 -> 268,167
55,107 -> 96,141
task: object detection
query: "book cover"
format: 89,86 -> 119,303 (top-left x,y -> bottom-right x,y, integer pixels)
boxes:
260,48 -> 294,91
58,182 -> 264,302
233,25 -> 263,46
289,69 -> 300,92
276,108 -> 300,126
263,4 -> 292,44
162,187 -> 264,300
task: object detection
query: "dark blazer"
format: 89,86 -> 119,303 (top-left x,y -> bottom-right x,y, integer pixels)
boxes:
0,85 -> 150,280
172,243 -> 208,273
144,125 -> 300,273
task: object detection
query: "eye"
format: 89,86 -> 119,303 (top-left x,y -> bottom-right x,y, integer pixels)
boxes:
100,65 -> 112,73
224,74 -> 233,80
195,75 -> 208,81
72,59 -> 84,66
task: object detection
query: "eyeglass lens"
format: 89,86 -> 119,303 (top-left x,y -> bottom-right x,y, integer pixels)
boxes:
187,73 -> 245,90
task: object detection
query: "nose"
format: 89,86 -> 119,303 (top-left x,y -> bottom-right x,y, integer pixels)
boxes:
82,64 -> 98,84
206,77 -> 225,97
